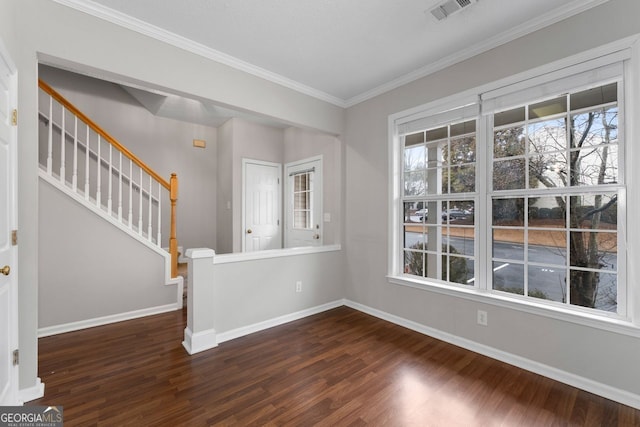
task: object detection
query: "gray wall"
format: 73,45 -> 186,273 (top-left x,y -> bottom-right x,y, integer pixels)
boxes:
213,251 -> 345,334
344,0 -> 640,399
38,180 -> 176,329
216,120 -> 234,254
3,0 -> 344,393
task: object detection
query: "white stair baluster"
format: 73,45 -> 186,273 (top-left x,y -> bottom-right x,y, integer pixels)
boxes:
157,183 -> 162,246
72,116 -> 78,191
60,107 -> 66,183
107,144 -> 113,214
96,135 -> 101,208
138,168 -> 143,235
84,126 -> 90,200
128,159 -> 133,228
147,175 -> 153,241
47,96 -> 53,175
118,152 -> 123,221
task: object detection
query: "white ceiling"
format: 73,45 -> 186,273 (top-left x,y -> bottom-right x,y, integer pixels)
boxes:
60,0 -> 607,107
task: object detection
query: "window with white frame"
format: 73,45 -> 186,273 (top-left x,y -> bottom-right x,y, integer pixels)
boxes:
489,82 -> 621,312
392,51 -> 628,318
292,170 -> 313,229
402,116 -> 477,285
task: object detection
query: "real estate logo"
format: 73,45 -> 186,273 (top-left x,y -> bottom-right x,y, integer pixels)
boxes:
0,406 -> 63,427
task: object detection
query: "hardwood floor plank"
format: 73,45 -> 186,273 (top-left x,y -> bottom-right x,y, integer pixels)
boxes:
30,306 -> 640,426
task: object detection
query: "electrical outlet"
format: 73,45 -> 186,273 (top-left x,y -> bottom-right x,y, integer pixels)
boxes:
477,310 -> 488,326
296,281 -> 302,293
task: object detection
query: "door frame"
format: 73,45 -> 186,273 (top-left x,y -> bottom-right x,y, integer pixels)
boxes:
0,36 -> 19,406
241,158 -> 282,252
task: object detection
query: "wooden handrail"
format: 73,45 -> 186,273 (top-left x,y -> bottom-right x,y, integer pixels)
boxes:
38,79 -> 170,190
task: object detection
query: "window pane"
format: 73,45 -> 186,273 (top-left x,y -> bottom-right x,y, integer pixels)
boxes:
528,118 -> 567,154
404,225 -> 425,250
440,168 -> 450,194
405,131 -> 425,147
569,231 -> 617,271
404,250 -> 424,276
529,152 -> 567,189
493,159 -> 525,190
594,272 -> 618,313
528,196 -> 566,227
493,229 -> 524,261
404,145 -> 425,172
450,120 -> 476,137
426,141 -> 445,168
571,83 -> 617,111
447,255 -> 472,285
528,266 -> 566,303
493,198 -> 524,226
569,269 -> 616,312
423,226 -> 441,251
404,171 -> 425,196
449,165 -> 475,193
572,107 -> 618,148
528,230 -> 567,265
449,136 -> 476,165
426,126 -> 448,142
529,96 -> 567,119
443,200 -> 474,224
493,262 -> 524,295
569,193 -> 617,229
570,146 -> 618,186
445,227 -> 474,257
495,107 -> 525,127
404,202 -> 419,223
424,251 -> 444,281
494,127 -> 525,158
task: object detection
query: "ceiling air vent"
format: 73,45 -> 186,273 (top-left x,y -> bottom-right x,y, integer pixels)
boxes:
429,0 -> 477,21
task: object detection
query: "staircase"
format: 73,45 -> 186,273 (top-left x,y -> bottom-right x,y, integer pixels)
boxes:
37,78 -> 180,289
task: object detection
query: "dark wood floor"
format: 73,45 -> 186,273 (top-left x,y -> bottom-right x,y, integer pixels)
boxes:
31,306 -> 640,426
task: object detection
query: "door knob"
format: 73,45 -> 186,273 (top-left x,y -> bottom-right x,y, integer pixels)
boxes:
1,265 -> 10,276
313,234 -> 320,240
247,229 -> 252,234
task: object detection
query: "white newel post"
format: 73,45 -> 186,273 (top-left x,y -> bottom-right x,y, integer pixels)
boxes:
182,248 -> 217,355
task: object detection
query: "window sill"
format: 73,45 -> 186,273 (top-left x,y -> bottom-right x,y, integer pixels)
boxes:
388,274 -> 640,338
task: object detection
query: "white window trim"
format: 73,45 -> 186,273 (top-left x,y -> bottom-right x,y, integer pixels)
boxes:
388,35 -> 640,336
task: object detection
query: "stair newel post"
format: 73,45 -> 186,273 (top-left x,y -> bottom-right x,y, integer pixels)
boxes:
170,173 -> 179,278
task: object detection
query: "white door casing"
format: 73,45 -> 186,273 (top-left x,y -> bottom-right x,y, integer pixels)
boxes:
243,159 -> 282,252
0,38 -> 18,406
285,156 -> 322,248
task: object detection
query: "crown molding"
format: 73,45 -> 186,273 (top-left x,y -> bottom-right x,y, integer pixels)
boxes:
344,0 -> 610,107
51,0 -> 347,107
53,0 -> 608,110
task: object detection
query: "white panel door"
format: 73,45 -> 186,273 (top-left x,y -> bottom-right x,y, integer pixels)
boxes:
243,160 -> 281,252
285,157 -> 322,248
0,39 -> 18,406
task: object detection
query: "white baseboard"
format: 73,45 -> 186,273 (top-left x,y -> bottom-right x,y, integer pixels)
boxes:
18,377 -> 45,403
38,303 -> 181,338
344,299 -> 640,411
216,299 -> 344,344
182,327 -> 217,355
